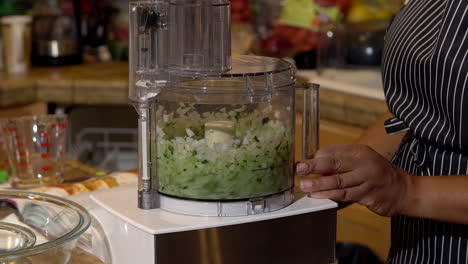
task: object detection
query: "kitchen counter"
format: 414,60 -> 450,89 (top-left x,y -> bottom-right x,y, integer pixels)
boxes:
297,69 -> 389,127
0,62 -> 128,106
0,62 -> 388,127
71,248 -> 104,264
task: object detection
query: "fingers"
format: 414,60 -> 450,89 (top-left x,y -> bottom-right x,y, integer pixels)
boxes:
296,157 -> 338,176
299,172 -> 363,193
309,189 -> 352,202
296,156 -> 352,176
312,144 -> 363,159
307,185 -> 367,203
296,145 -> 368,176
296,144 -> 404,217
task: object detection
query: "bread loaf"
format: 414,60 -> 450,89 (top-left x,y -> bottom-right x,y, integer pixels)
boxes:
29,172 -> 138,196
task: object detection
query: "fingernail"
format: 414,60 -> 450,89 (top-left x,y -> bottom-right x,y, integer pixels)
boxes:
300,180 -> 313,189
296,163 -> 309,174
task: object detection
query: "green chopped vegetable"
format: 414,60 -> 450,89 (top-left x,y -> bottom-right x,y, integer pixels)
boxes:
154,106 -> 294,200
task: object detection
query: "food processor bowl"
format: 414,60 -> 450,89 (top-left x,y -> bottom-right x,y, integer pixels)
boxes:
149,55 -> 298,203
0,190 -> 91,264
128,0 -> 319,215
131,55 -> 319,216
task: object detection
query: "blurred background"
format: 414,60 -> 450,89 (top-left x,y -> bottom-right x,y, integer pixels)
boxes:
0,0 -> 406,262
0,0 -> 404,65
0,0 -> 405,182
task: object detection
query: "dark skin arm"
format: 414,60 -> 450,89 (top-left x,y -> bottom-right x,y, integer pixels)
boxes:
297,111 -> 468,224
356,111 -> 407,160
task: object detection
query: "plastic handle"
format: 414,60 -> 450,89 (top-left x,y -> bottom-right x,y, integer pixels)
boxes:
301,83 -> 320,160
137,103 -> 160,209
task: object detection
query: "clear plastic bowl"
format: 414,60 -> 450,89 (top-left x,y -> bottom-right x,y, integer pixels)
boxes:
0,190 -> 91,264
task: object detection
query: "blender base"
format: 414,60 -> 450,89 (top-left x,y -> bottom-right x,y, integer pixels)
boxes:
87,184 -> 337,264
159,189 -> 294,217
154,209 -> 336,264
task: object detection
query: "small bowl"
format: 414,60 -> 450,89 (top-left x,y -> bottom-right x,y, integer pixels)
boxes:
0,190 -> 90,263
0,222 -> 36,253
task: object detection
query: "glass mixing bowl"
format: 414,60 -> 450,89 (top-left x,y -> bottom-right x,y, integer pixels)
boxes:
0,190 -> 91,264
0,222 -> 36,254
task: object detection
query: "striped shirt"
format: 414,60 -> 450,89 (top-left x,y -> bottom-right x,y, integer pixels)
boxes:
382,0 -> 468,263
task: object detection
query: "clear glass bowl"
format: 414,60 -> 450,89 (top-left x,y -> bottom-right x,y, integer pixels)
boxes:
0,190 -> 91,264
0,222 -> 36,253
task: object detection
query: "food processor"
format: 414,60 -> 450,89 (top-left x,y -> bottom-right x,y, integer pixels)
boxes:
129,0 -> 321,216
70,0 -> 337,263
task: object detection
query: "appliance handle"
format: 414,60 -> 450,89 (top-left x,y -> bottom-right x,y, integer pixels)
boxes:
137,103 -> 160,209
299,83 -> 320,160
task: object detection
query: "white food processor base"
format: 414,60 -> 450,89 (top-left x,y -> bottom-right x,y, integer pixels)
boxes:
84,184 -> 337,264
159,189 -> 294,217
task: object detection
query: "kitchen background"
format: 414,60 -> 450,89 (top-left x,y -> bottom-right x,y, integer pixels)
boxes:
0,0 -> 401,172
0,0 -> 403,64
0,0 -> 404,261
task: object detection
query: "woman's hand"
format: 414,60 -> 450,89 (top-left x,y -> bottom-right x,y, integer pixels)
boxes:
296,144 -> 413,217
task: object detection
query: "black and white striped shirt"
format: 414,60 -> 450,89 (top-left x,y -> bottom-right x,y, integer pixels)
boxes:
382,0 -> 468,263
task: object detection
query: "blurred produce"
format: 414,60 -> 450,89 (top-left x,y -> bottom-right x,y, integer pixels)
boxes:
231,0 -> 402,60
346,0 -> 397,23
272,23 -> 319,54
316,0 -> 403,69
259,33 -> 294,57
249,0 -> 287,56
232,23 -> 256,55
0,0 -> 25,17
248,0 -> 345,57
315,0 -> 353,14
107,11 -> 129,61
3,0 -> 405,64
231,0 -> 253,23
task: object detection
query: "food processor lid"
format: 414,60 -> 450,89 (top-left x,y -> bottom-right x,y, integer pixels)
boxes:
214,55 -> 294,77
128,0 -> 296,102
169,55 -> 295,82
130,55 -> 296,103
132,55 -> 295,106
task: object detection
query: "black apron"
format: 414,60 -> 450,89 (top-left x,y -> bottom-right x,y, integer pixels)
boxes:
382,0 -> 468,263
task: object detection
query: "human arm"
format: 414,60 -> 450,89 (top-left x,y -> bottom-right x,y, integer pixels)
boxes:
317,110 -> 406,209
403,175 -> 468,224
355,111 -> 407,160
297,144 -> 468,224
